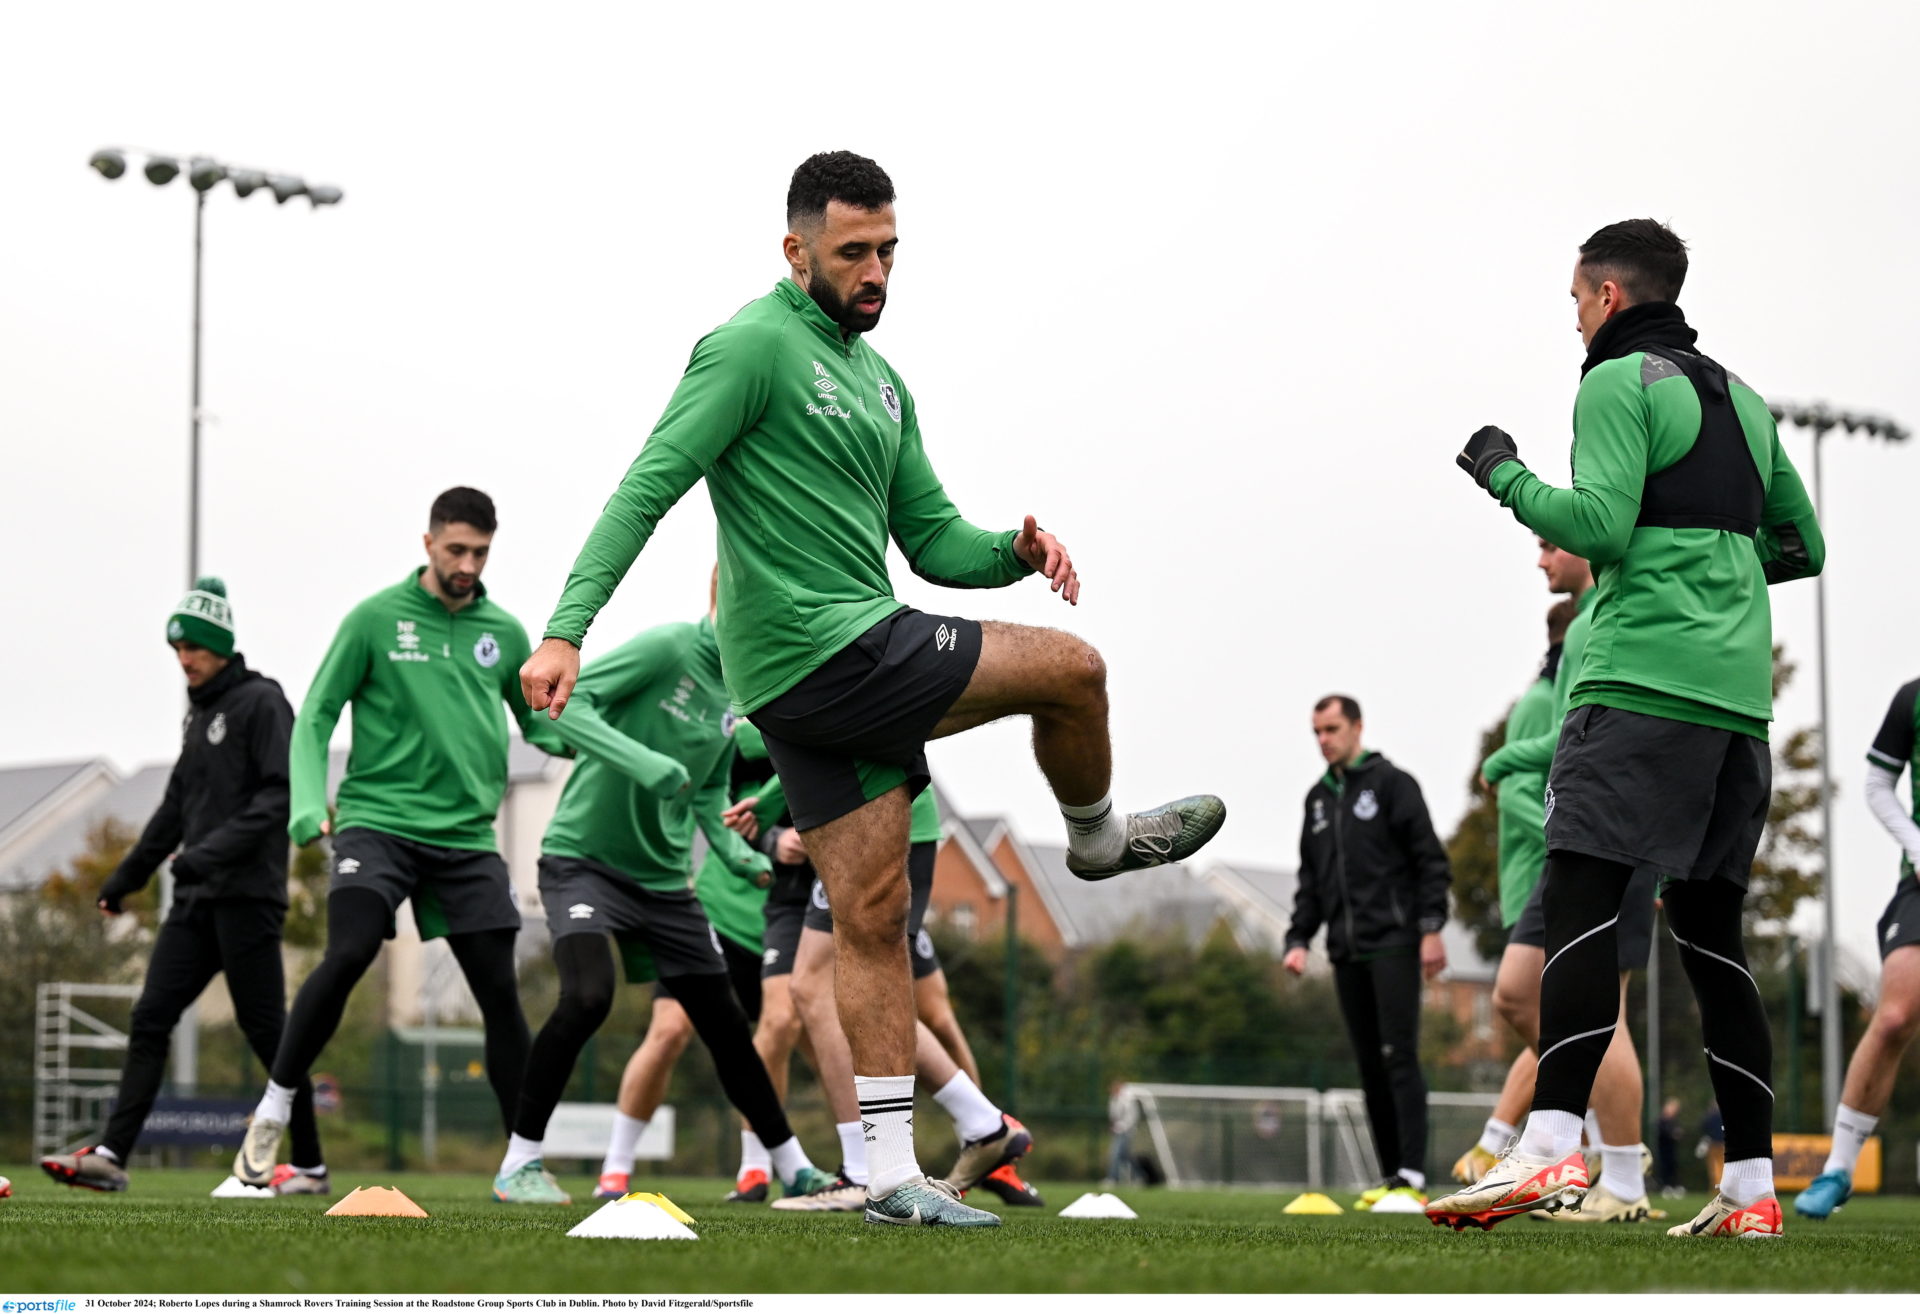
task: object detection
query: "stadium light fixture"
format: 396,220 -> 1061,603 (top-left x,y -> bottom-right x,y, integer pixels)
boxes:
187,157 -> 227,193
267,174 -> 308,204
230,169 -> 266,199
89,148 -> 127,180
143,154 -> 180,185
1768,398 -> 1909,1127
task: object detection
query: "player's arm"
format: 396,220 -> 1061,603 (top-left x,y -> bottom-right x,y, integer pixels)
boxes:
288,612 -> 371,845
1756,426 -> 1826,585
501,623 -> 574,759
1866,680 -> 1920,875
544,629 -> 692,798
1391,771 -> 1453,935
528,325 -> 773,717
694,744 -> 772,888
98,759 -> 187,913
170,689 -> 293,886
1468,363 -> 1649,565
1284,806 -> 1325,956
1482,721 -> 1556,786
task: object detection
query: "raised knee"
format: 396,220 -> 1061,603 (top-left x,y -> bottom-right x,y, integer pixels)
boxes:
1070,639 -> 1108,705
559,981 -> 615,1025
838,883 -> 909,946
1873,999 -> 1920,1044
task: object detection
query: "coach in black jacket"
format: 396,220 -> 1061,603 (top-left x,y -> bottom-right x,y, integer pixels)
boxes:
1284,694 -> 1452,1203
40,579 -> 326,1194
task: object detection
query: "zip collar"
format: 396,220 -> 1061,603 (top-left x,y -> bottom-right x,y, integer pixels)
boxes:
775,278 -> 862,350
1321,749 -> 1375,795
407,566 -> 489,614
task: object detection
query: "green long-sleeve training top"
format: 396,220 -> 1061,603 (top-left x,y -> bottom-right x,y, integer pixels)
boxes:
544,279 -> 1033,714
1489,353 -> 1824,738
542,615 -> 770,893
289,570 -> 568,850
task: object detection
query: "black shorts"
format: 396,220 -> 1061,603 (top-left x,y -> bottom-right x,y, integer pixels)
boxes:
759,865 -> 814,979
657,933 -> 765,1021
1877,881 -> 1920,961
538,855 -> 727,986
330,827 -> 519,941
1545,705 -> 1771,887
803,840 -> 943,979
1509,863 -> 1659,969
752,608 -> 982,830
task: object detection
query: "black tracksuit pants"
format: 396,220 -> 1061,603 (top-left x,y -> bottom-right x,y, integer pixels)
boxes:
101,896 -> 322,1167
1332,951 -> 1427,1180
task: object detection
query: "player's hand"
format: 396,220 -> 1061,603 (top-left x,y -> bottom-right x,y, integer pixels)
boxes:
1420,931 -> 1448,980
722,798 -> 761,841
1013,515 -> 1080,605
1457,425 -> 1521,492
1282,946 -> 1309,976
522,637 -> 582,720
775,827 -> 807,865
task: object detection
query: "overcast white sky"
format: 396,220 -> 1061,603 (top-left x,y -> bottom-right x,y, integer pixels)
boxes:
5,2 -> 1918,971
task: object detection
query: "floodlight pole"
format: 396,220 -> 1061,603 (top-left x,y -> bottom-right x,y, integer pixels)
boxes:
189,187 -> 204,588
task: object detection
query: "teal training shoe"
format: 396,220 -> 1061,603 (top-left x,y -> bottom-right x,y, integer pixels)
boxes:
493,1160 -> 572,1205
865,1176 -> 1002,1227
1065,795 -> 1228,881
1792,1168 -> 1851,1219
781,1164 -> 839,1199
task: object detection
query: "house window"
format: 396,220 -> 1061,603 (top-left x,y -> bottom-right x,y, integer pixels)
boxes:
953,903 -> 976,936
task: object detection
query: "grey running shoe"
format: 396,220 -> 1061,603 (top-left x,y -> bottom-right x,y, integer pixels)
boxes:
943,1117 -> 1032,1193
233,1117 -> 286,1187
864,1176 -> 1001,1227
493,1160 -> 572,1205
1065,796 -> 1227,881
271,1166 -> 332,1196
770,1171 -> 866,1212
41,1148 -> 128,1192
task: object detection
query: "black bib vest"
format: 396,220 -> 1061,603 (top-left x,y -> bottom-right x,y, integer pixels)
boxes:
1633,347 -> 1765,538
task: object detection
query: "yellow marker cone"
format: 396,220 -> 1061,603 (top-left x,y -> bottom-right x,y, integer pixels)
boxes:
325,1186 -> 430,1218
1283,1192 -> 1344,1215
624,1192 -> 695,1224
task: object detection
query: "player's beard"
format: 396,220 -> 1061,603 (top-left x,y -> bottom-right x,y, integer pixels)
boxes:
807,272 -> 885,335
434,566 -> 476,599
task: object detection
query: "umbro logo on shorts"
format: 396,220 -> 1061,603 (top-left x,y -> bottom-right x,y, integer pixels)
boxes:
763,948 -> 781,966
933,624 -> 957,653
337,858 -> 361,875
568,902 -> 595,920
1890,922 -> 1901,942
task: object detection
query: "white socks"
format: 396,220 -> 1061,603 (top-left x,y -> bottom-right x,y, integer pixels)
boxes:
1477,1117 -> 1516,1156
1721,1155 -> 1775,1206
1397,1167 -> 1426,1191
1583,1108 -> 1604,1148
836,1120 -> 869,1185
602,1112 -> 647,1177
94,1146 -> 122,1165
499,1133 -> 542,1177
856,1074 -> 920,1197
933,1071 -> 1004,1144
1825,1103 -> 1878,1175
1517,1108 -> 1584,1161
1599,1143 -> 1644,1202
766,1134 -> 812,1186
253,1080 -> 296,1126
1062,795 -> 1125,867
740,1130 -> 771,1177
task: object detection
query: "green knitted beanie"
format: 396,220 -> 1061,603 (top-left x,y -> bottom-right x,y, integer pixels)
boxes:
166,576 -> 235,658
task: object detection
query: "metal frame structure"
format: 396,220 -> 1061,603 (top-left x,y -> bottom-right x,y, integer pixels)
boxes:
33,982 -> 142,1161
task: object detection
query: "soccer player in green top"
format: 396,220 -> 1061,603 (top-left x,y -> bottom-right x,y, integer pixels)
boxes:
235,488 -> 570,1185
522,152 -> 1225,1227
1795,678 -> 1920,1218
1432,220 -> 1824,1239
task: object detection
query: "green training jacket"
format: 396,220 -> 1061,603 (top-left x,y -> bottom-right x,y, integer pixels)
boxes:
544,280 -> 1033,713
541,615 -> 770,894
290,570 -> 568,850
1483,587 -> 1595,786
1493,668 -> 1556,927
693,720 -> 779,954
1490,355 -> 1824,738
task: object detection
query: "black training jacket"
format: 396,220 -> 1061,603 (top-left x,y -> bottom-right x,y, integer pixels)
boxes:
110,655 -> 294,906
1285,750 -> 1452,963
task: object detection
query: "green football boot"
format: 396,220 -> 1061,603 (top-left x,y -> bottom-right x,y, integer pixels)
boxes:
1065,796 -> 1228,881
493,1160 -> 572,1205
864,1176 -> 1002,1227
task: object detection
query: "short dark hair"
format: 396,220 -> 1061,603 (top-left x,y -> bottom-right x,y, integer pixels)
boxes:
1314,694 -> 1362,724
1546,598 -> 1579,645
787,152 -> 895,231
1578,218 -> 1688,304
429,486 -> 496,534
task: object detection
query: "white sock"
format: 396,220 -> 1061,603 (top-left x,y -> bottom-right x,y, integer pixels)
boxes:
602,1112 -> 647,1178
253,1080 -> 296,1126
499,1132 -> 543,1177
856,1074 -> 921,1197
1720,1155 -> 1775,1206
836,1120 -> 869,1185
739,1130 -> 771,1177
1477,1117 -> 1516,1156
292,1163 -> 326,1177
1599,1143 -> 1644,1201
933,1071 -> 1004,1144
1397,1167 -> 1426,1190
1061,795 -> 1125,865
1517,1108 -> 1584,1160
767,1134 -> 812,1186
94,1146 -> 121,1164
1825,1103 -> 1878,1175
1583,1108 -> 1604,1148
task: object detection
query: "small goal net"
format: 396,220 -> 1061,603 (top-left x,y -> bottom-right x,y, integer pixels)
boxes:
1122,1082 -> 1498,1190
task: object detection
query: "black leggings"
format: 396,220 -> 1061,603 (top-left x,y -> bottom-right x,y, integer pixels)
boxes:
1332,952 -> 1428,1178
1533,853 -> 1772,1162
512,933 -> 795,1151
273,888 -> 530,1132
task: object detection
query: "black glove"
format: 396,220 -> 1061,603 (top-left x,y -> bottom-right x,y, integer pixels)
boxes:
169,850 -> 209,886
1457,425 -> 1522,491
98,867 -> 142,914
